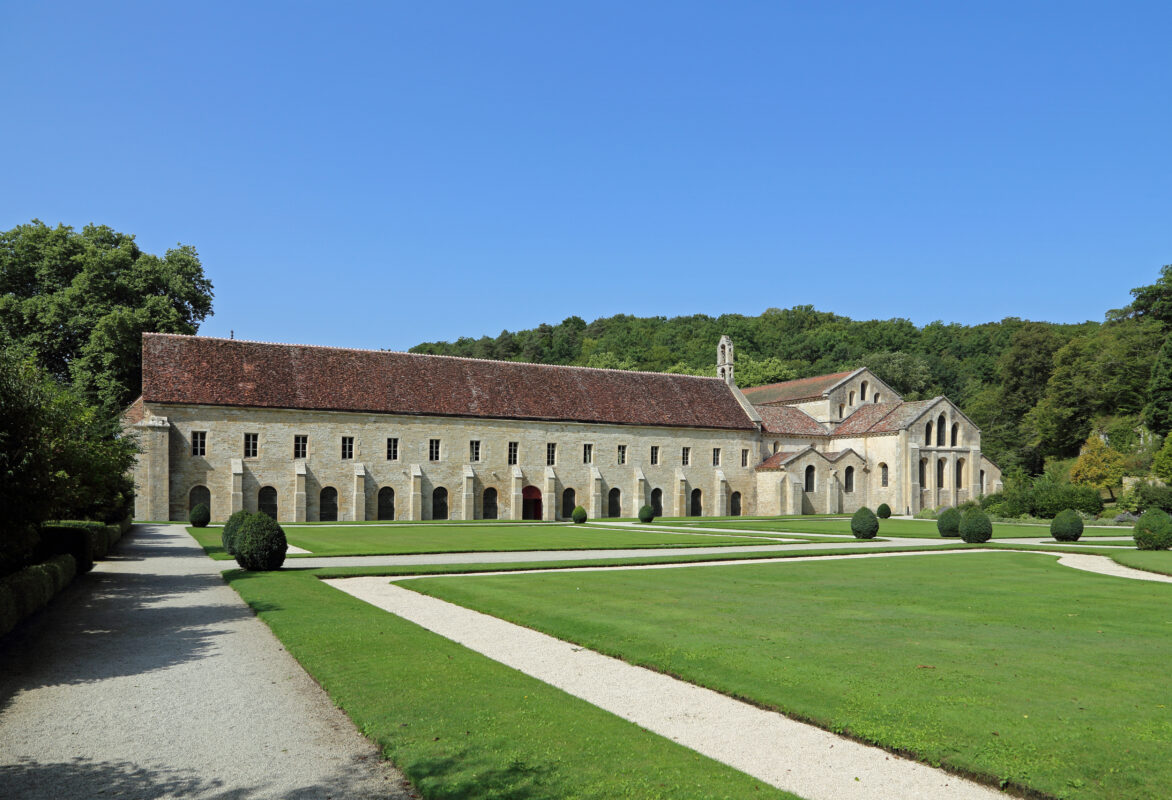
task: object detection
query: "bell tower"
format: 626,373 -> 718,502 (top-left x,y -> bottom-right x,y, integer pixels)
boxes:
716,335 -> 735,386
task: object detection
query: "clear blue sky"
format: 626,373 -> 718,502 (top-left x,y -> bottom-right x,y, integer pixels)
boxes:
2,2 -> 1169,351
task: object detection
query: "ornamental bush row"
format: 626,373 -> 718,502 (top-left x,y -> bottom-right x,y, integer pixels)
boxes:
0,554 -> 78,638
1134,509 -> 1172,550
232,513 -> 288,571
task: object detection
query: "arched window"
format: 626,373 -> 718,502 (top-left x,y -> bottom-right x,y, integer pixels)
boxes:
432,487 -> 449,520
880,462 -> 889,488
560,488 -> 574,519
258,486 -> 278,520
936,414 -> 946,446
189,485 -> 210,515
804,465 -> 815,493
690,488 -> 703,516
860,381 -> 868,402
844,466 -> 855,493
607,487 -> 622,518
980,470 -> 986,494
925,421 -> 933,446
319,487 -> 338,522
849,391 -> 855,405
955,459 -> 965,489
838,404 -> 845,419
937,458 -> 946,489
874,393 -> 881,403
951,423 -> 960,447
772,441 -> 780,454
919,458 -> 926,487
651,487 -> 663,517
730,491 -> 741,516
378,486 -> 395,520
483,487 -> 498,519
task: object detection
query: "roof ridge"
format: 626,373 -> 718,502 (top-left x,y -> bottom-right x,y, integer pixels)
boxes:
144,333 -> 724,382
741,369 -> 857,393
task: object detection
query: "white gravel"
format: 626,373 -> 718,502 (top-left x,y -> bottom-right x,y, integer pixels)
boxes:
0,524 -> 414,800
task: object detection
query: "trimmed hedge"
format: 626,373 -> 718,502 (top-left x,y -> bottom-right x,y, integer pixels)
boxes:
638,505 -> 655,524
572,506 -> 587,524
233,513 -> 288,571
937,507 -> 962,537
1050,509 -> 1084,542
222,510 -> 251,556
0,554 -> 77,638
189,503 -> 211,528
959,508 -> 993,543
851,507 -> 879,539
1134,509 -> 1172,551
39,522 -> 109,574
876,503 -> 892,519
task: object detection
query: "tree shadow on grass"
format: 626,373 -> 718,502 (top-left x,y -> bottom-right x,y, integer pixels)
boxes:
405,754 -> 554,799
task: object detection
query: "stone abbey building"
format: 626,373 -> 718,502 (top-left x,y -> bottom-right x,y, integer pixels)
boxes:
126,333 -> 1002,522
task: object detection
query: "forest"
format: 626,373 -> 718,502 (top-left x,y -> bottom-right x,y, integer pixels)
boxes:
412,266 -> 1172,478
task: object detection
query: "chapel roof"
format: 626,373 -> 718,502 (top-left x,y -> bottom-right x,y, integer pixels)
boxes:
754,447 -> 859,471
140,334 -> 758,430
756,405 -> 829,436
740,370 -> 858,405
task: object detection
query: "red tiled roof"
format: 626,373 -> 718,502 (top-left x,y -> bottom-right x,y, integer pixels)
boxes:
757,405 -> 828,436
141,334 -> 757,430
741,370 -> 856,405
755,451 -> 799,470
121,396 -> 145,425
864,399 -> 939,433
755,447 -> 861,471
832,402 -> 901,435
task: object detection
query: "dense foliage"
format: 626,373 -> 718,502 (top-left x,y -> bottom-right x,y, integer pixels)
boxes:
850,507 -> 879,539
189,504 -> 211,528
572,505 -> 587,524
412,266 -> 1172,477
222,510 -> 250,555
876,503 -> 892,519
937,507 -> 961,537
233,513 -> 287,571
0,220 -> 213,416
1050,509 -> 1084,542
986,471 -> 1104,518
1133,509 -> 1172,551
959,509 -> 993,543
638,504 -> 655,523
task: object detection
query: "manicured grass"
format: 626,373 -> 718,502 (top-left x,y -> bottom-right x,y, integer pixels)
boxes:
1109,549 -> 1172,576
408,552 -> 1172,799
672,517 -> 1129,538
224,568 -> 795,800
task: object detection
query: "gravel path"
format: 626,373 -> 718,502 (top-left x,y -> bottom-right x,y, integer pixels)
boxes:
0,524 -> 414,800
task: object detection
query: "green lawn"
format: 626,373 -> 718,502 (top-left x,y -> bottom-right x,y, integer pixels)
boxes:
1109,549 -> 1172,575
407,552 -> 1172,799
671,517 -> 1131,539
186,523 -> 800,559
224,568 -> 795,800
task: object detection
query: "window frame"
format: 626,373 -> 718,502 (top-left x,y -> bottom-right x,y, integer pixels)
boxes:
429,438 -> 441,462
244,432 -> 258,459
582,442 -> 593,464
507,441 -> 518,465
294,434 -> 307,460
192,430 -> 207,457
386,437 -> 399,461
341,436 -> 354,460
681,446 -> 690,466
617,444 -> 626,465
650,445 -> 660,466
712,447 -> 721,467
546,442 -> 557,466
469,439 -> 481,462
741,448 -> 749,467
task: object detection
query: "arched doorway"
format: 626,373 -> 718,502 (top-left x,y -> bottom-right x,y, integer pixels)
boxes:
189,485 -> 210,514
319,487 -> 338,522
690,488 -> 702,516
607,487 -> 621,518
522,486 -> 542,520
483,488 -> 498,520
730,491 -> 741,516
378,486 -> 395,520
650,488 -> 663,517
258,486 -> 278,519
561,488 -> 575,519
804,465 -> 815,493
432,487 -> 449,520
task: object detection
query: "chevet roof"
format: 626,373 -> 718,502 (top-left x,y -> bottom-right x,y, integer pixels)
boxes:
740,370 -> 857,405
140,334 -> 757,430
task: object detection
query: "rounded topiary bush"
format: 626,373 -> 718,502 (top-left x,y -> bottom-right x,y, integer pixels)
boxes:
876,503 -> 891,519
233,513 -> 287,571
1050,508 -> 1084,542
937,506 -> 962,537
638,504 -> 655,524
851,506 -> 879,539
222,509 -> 251,556
189,503 -> 211,528
1134,509 -> 1172,551
959,508 -> 993,543
571,505 -> 587,524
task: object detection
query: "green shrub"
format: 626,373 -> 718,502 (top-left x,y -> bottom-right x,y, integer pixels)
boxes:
0,580 -> 17,637
0,524 -> 41,580
937,507 -> 962,537
1050,509 -> 1084,542
638,504 -> 655,524
913,507 -> 937,520
233,513 -> 287,571
189,503 -> 211,528
572,505 -> 587,524
984,502 -> 1011,518
0,554 -> 77,638
876,503 -> 891,519
959,508 -> 993,543
1135,483 -> 1172,514
222,510 -> 251,556
105,524 -> 121,550
979,491 -> 1005,510
39,524 -> 96,574
850,507 -> 879,539
1134,509 -> 1172,550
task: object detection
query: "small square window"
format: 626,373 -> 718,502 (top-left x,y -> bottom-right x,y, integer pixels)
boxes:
244,432 -> 258,459
650,445 -> 659,466
617,444 -> 627,465
508,441 -> 518,465
712,447 -> 721,467
386,437 -> 399,460
341,436 -> 354,460
546,443 -> 557,466
294,435 -> 307,459
741,448 -> 749,467
583,443 -> 593,464
470,440 -> 481,462
192,431 -> 206,457
681,446 -> 690,466
429,439 -> 441,461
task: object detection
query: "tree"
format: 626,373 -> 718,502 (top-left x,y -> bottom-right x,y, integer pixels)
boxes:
1069,435 -> 1126,499
861,350 -> 931,398
0,220 -> 213,416
1152,436 -> 1172,486
1113,264 -> 1172,328
1144,335 -> 1172,437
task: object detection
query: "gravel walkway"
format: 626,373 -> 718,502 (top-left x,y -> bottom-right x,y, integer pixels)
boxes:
0,524 -> 414,800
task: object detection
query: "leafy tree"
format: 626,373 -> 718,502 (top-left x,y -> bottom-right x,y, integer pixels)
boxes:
1144,335 -> 1172,437
1113,264 -> 1172,328
0,220 -> 213,416
1152,436 -> 1172,486
861,350 -> 931,398
1069,436 -> 1126,499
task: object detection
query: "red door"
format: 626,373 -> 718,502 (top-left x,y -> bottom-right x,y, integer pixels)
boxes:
522,486 -> 543,520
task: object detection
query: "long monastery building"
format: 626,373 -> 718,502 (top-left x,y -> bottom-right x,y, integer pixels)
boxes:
126,333 -> 1002,522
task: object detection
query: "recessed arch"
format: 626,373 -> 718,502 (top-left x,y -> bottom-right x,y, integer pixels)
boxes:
880,462 -> 889,488
482,487 -> 498,520
849,390 -> 855,405
838,404 -> 845,419
378,486 -> 396,520
607,487 -> 622,518
951,422 -> 960,447
925,421 -> 933,446
189,485 -> 210,514
432,486 -> 449,520
955,458 -> 966,489
319,486 -> 338,522
860,380 -> 869,402
521,485 -> 541,520
936,414 -> 946,446
561,487 -> 575,519
937,458 -> 946,489
730,491 -> 742,516
690,488 -> 703,516
804,465 -> 816,493
919,458 -> 927,487
650,487 -> 663,517
258,486 -> 278,520
844,465 -> 855,493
